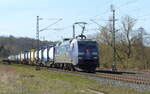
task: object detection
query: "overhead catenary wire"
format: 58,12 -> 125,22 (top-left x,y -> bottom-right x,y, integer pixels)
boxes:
82,1 -> 127,28
89,0 -> 145,33
90,0 -> 139,20
88,0 -> 114,19
40,18 -> 63,32
116,0 -> 140,10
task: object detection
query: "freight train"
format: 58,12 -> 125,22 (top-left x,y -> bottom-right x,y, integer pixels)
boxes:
7,22 -> 100,72
8,38 -> 99,72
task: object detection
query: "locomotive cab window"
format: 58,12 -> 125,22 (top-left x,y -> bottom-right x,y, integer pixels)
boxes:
78,41 -> 97,49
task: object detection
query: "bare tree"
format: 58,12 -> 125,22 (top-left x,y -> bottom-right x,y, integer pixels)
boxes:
121,16 -> 136,58
99,25 -> 112,46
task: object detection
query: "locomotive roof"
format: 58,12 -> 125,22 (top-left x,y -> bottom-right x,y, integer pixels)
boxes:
77,39 -> 95,41
57,38 -> 97,46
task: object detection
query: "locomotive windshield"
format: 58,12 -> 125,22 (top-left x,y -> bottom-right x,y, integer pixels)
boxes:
78,41 -> 98,55
78,41 -> 97,48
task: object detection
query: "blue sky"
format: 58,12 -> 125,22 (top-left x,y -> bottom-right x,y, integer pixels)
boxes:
0,0 -> 150,41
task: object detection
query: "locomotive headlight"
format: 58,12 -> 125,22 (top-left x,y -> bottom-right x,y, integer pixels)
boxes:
78,57 -> 83,60
93,57 -> 98,59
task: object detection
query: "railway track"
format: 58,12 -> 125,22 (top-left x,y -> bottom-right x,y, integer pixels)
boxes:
45,67 -> 150,86
94,73 -> 150,85
143,70 -> 150,73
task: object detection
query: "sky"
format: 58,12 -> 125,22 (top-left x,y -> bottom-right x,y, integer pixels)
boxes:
0,0 -> 150,41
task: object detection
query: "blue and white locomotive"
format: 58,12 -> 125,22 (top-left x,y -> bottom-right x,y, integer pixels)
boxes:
54,38 -> 99,72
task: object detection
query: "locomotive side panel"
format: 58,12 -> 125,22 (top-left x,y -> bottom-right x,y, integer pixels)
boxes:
55,44 -> 72,64
70,39 -> 78,65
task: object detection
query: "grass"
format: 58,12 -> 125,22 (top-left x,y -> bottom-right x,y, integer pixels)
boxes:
0,64 -> 149,94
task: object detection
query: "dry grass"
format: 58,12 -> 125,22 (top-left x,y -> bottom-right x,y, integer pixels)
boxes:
0,65 -> 19,93
0,64 -> 149,94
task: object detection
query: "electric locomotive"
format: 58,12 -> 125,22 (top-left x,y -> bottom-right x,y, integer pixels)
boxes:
73,39 -> 99,72
54,22 -> 99,72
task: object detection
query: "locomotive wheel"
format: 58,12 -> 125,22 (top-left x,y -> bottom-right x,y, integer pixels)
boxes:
70,64 -> 75,71
40,63 -> 44,67
63,64 -> 68,70
60,64 -> 64,69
